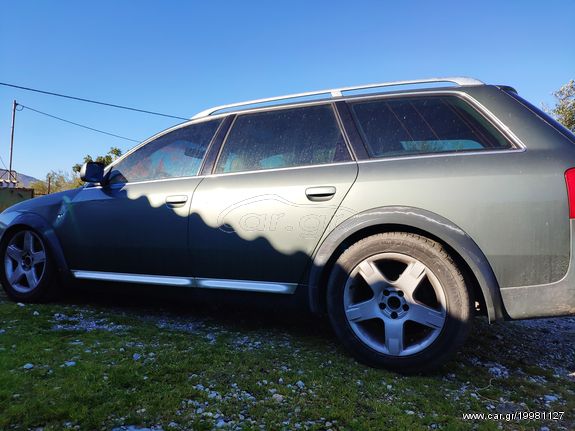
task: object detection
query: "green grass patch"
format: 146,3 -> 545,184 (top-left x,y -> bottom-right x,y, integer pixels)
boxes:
0,290 -> 572,430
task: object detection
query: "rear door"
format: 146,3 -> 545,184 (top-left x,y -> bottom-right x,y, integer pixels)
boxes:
189,103 -> 358,287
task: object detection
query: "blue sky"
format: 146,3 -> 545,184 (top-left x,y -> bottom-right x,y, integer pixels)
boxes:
1,0 -> 574,180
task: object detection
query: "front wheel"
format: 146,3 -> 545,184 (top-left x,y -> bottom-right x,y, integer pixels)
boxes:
327,232 -> 473,373
0,228 -> 56,302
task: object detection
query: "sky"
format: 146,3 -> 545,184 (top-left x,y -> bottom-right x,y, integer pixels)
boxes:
0,0 -> 574,181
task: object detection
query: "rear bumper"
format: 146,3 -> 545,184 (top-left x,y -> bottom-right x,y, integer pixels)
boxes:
500,220 -> 575,319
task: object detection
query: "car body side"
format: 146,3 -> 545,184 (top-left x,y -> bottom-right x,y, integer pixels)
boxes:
1,84 -> 575,322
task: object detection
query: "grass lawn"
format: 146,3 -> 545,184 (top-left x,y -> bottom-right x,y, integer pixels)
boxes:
0,286 -> 573,430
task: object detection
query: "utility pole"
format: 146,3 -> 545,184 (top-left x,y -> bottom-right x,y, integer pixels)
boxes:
8,100 -> 17,183
47,174 -> 51,194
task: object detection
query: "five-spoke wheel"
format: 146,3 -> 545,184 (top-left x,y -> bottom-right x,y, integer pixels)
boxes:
344,253 -> 446,357
4,230 -> 47,293
0,229 -> 55,302
327,232 -> 473,372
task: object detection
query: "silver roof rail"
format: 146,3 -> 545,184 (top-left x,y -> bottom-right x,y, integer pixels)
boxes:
191,76 -> 484,119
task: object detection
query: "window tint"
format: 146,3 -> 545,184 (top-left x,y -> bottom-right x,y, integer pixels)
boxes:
214,105 -> 350,174
350,96 -> 512,158
109,119 -> 221,184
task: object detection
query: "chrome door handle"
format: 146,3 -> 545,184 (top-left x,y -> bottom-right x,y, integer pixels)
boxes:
165,195 -> 188,208
305,186 -> 336,202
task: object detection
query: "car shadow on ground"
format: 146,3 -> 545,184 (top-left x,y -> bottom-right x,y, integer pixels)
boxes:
59,282 -> 336,341
52,281 -> 575,366
57,282 -> 575,376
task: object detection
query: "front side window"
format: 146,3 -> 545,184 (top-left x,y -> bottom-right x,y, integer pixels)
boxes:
109,119 -> 221,184
350,95 -> 513,158
214,104 -> 350,174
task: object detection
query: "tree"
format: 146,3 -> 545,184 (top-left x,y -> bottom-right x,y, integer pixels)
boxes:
72,147 -> 123,174
549,80 -> 575,133
31,148 -> 124,195
29,170 -> 78,195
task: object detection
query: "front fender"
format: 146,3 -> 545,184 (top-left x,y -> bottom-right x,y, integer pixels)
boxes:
307,206 -> 505,322
0,211 -> 69,276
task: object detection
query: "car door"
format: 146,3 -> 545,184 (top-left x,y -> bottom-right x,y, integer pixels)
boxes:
189,104 -> 358,288
55,119 -> 222,277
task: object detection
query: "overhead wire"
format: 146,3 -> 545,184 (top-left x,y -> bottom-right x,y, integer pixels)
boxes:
0,82 -> 189,121
18,104 -> 141,143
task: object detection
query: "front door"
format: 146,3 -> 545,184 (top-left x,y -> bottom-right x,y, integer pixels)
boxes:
57,179 -> 199,276
56,118 -> 223,277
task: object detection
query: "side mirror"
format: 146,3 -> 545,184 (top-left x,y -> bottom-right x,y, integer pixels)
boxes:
80,162 -> 105,183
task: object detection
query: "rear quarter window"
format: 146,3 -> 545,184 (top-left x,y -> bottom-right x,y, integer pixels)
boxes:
349,95 -> 513,158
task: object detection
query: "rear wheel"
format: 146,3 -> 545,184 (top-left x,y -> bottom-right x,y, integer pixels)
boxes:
327,232 -> 473,373
0,228 -> 56,302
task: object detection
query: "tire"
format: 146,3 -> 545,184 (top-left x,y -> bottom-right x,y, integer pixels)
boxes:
327,232 -> 473,373
0,228 -> 57,303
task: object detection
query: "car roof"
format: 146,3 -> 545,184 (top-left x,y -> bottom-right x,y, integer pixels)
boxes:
190,77 -> 486,120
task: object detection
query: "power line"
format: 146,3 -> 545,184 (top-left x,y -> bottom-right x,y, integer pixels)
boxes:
19,104 -> 141,143
0,82 -> 189,121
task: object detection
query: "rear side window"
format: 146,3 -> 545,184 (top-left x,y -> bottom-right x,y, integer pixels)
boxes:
109,119 -> 221,184
214,104 -> 350,174
350,96 -> 512,158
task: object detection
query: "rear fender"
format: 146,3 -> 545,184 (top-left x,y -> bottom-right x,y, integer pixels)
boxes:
307,206 -> 505,322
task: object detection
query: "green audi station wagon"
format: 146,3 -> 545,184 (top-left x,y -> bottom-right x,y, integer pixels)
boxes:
2,77 -> 574,372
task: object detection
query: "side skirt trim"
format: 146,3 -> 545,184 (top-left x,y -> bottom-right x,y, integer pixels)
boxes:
71,270 -> 297,294
195,278 -> 296,294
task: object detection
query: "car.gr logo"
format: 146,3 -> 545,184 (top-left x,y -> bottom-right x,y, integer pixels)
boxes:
217,194 -> 356,240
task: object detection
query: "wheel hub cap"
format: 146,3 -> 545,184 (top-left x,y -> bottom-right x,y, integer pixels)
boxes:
379,290 -> 409,318
21,254 -> 32,270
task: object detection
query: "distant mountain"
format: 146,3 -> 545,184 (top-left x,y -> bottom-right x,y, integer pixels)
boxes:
0,170 -> 40,188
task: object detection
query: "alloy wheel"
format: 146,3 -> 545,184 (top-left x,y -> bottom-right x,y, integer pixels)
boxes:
4,230 -> 47,294
343,252 -> 447,357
